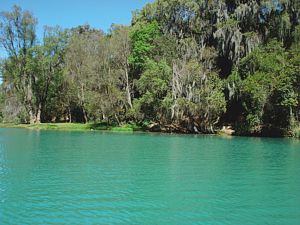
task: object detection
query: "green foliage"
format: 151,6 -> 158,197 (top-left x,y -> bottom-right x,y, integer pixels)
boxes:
232,41 -> 299,135
0,2 -> 300,136
192,72 -> 227,132
128,21 -> 161,70
217,19 -> 239,29
137,60 -> 171,96
293,127 -> 300,138
133,60 -> 172,121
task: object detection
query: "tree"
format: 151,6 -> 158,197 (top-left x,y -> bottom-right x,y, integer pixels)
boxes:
132,59 -> 172,122
65,28 -> 103,122
0,5 -> 37,123
229,41 -> 298,135
129,20 -> 161,72
110,25 -> 133,109
27,26 -> 68,123
0,2 -> 299,136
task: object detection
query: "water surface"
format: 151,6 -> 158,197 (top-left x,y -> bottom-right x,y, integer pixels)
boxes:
0,128 -> 300,224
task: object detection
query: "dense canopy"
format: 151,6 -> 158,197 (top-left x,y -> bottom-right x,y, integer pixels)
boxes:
0,1 -> 299,136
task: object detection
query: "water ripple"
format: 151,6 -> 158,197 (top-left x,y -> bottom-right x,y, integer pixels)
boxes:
0,128 -> 300,224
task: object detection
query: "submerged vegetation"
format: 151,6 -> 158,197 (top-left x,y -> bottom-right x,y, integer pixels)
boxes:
0,0 -> 299,137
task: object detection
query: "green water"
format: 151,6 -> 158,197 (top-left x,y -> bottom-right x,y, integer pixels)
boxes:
0,128 -> 300,224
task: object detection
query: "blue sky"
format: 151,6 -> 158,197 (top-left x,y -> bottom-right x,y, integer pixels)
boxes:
1,0 -> 154,37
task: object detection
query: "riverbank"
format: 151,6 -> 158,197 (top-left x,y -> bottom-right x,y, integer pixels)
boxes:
1,122 -> 299,138
0,122 -> 235,136
0,123 -> 144,132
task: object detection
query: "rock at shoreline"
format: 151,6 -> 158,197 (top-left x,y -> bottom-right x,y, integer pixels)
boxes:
221,126 -> 235,135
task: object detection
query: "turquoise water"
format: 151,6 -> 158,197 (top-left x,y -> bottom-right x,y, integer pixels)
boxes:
0,128 -> 300,224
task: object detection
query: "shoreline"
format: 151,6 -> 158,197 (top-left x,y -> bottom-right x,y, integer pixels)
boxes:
0,123 -> 144,132
1,122 -> 299,139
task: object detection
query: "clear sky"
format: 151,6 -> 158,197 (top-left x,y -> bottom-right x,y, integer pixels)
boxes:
1,0 -> 154,37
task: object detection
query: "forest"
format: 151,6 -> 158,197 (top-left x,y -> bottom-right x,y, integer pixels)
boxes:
0,0 -> 299,137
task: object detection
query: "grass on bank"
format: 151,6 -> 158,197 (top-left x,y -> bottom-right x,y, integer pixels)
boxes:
1,122 -> 300,137
0,122 -> 144,132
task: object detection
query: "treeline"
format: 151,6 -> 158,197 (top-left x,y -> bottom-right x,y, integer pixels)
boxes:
0,1 -> 299,136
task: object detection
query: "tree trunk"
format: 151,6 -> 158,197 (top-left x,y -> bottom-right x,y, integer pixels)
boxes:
82,107 -> 88,123
35,103 -> 42,124
80,84 -> 87,123
68,108 -> 72,123
115,114 -> 120,125
125,68 -> 132,108
28,108 -> 36,124
26,76 -> 36,124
